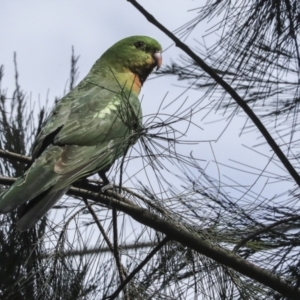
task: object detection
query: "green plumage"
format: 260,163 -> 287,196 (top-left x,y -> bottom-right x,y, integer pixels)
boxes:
0,36 -> 162,231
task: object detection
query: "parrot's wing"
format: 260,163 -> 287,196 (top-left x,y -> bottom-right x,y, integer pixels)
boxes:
0,146 -> 63,213
33,92 -> 73,158
0,35 -> 162,231
0,83 -> 140,212
15,138 -> 128,232
15,85 -> 141,231
34,80 -> 141,154
45,81 -> 141,186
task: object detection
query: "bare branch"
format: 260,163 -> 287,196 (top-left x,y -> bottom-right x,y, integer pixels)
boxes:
1,172 -> 300,298
127,0 -> 300,188
39,242 -> 156,259
107,237 -> 169,300
0,148 -> 31,163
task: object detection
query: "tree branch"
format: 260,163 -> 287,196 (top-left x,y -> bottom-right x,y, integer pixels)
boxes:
233,216 -> 300,253
83,198 -> 115,253
39,242 -> 156,259
84,198 -> 129,299
107,237 -> 169,300
112,207 -> 128,298
0,149 -> 31,164
127,0 -> 300,188
1,174 -> 300,298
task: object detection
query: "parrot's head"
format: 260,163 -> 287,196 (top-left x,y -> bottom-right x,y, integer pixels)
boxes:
99,36 -> 162,94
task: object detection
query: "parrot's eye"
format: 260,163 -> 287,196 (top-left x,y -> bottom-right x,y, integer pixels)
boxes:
134,41 -> 145,49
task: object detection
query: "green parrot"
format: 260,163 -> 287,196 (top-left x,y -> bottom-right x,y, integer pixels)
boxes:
0,36 -> 162,231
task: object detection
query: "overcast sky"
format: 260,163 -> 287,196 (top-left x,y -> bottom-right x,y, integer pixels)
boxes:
1,1 -> 287,207
1,4 -> 297,299
1,1 -> 195,98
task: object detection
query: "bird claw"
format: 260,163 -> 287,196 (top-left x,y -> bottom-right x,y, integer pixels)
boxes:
101,183 -> 114,193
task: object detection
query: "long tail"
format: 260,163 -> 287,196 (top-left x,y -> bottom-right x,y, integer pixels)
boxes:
16,186 -> 69,231
0,146 -> 66,230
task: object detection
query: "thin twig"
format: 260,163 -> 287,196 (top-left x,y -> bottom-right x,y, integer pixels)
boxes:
112,207 -> 128,299
107,237 -> 169,300
39,242 -> 156,259
82,198 -> 114,253
70,187 -> 300,299
0,148 -> 31,163
83,198 -> 128,277
1,177 -> 300,297
127,0 -> 300,188
233,216 -> 300,253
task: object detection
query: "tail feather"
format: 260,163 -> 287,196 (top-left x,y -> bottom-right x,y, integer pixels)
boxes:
0,146 -> 63,213
16,186 -> 69,232
0,171 -> 59,213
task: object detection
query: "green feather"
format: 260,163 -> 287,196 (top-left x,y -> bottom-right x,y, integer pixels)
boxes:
0,36 -> 162,231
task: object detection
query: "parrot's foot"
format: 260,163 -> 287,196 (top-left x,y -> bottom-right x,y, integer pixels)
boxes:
98,170 -> 114,193
98,172 -> 114,192
101,183 -> 114,193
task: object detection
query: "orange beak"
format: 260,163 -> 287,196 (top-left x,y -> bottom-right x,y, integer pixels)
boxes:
153,51 -> 162,70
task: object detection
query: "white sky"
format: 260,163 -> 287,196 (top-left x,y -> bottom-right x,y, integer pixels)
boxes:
1,1 -> 194,98
0,0 -> 287,198
1,2 -> 293,297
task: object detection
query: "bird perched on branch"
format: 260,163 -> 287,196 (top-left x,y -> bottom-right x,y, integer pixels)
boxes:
0,36 -> 162,231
